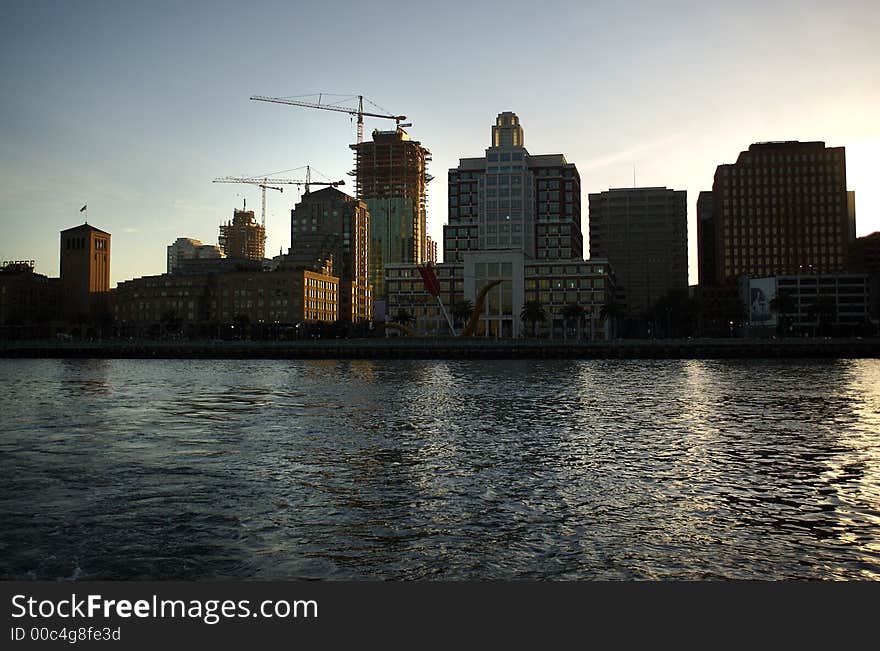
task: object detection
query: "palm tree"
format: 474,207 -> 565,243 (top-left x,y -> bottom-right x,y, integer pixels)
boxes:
392,308 -> 415,327
769,290 -> 795,337
520,300 -> 546,338
561,303 -> 585,341
452,300 -> 474,329
599,299 -> 624,340
807,295 -> 835,337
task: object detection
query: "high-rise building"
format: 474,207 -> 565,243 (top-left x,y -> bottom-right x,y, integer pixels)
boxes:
697,191 -> 716,286
350,127 -> 431,299
167,238 -> 224,273
219,209 -> 265,261
444,111 -> 583,262
289,187 -> 372,323
712,141 -> 850,283
588,187 -> 687,316
59,222 -> 111,319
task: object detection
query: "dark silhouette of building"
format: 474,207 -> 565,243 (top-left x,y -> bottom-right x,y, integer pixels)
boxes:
697,191 -> 716,286
444,111 -> 583,263
588,187 -> 688,318
350,128 -> 431,299
712,141 -> 851,283
0,261 -> 61,338
290,187 -> 372,323
848,231 -> 880,324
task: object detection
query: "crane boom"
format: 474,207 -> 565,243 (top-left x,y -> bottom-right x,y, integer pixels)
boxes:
213,174 -> 346,230
250,94 -> 406,143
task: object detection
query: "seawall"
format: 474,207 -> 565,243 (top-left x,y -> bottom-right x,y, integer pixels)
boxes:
2,338 -> 879,360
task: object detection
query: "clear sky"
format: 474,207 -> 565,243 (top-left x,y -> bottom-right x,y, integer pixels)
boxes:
2,0 -> 878,287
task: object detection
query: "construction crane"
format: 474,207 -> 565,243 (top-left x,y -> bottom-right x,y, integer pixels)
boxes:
250,94 -> 408,144
213,167 -> 345,230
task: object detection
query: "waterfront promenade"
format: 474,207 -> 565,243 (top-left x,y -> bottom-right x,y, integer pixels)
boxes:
2,337 -> 879,359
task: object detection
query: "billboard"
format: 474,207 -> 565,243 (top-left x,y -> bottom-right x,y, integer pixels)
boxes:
747,277 -> 777,326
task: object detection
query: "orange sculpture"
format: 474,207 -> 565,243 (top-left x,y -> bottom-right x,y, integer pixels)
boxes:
460,279 -> 503,337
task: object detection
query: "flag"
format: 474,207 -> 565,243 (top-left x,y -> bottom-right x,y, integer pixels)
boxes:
80,204 -> 87,212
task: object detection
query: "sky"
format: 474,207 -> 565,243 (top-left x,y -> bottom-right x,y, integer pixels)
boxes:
1,0 -> 879,288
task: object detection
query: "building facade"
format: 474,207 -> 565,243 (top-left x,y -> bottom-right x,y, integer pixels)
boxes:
385,258 -> 614,338
290,187 -> 372,323
0,261 -> 61,337
350,128 -> 431,299
588,187 -> 688,317
741,273 -> 872,335
444,112 -> 583,263
712,141 -> 851,283
59,222 -> 111,320
219,209 -> 265,261
697,190 -> 716,287
167,238 -> 225,273
115,266 -> 338,335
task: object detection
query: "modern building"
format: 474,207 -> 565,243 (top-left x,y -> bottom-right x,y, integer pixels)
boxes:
219,209 -> 265,261
697,191 -> 716,287
350,127 -> 431,300
290,187 -> 372,323
385,258 -> 615,338
444,111 -> 583,263
712,141 -> 851,283
59,222 -> 111,320
588,187 -> 688,317
848,231 -> 880,323
741,273 -> 872,335
167,238 -> 225,273
385,111 -> 616,339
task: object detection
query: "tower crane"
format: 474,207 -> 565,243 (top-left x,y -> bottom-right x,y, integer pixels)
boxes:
250,94 -> 409,144
213,167 -> 345,231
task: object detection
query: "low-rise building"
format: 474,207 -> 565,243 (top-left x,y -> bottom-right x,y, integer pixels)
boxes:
385,255 -> 615,338
741,273 -> 873,336
115,264 -> 338,337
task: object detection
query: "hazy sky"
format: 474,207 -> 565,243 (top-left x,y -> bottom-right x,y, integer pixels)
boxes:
2,0 -> 878,287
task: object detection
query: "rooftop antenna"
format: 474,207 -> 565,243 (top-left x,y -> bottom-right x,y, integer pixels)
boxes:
633,164 -> 636,188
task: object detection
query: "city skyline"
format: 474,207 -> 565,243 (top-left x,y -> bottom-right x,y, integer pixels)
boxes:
2,1 -> 878,287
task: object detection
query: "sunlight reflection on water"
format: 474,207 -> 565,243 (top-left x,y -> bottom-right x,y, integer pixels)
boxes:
1,358 -> 878,580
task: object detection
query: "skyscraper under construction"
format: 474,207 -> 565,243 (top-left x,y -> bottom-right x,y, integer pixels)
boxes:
219,209 -> 265,261
350,127 -> 431,300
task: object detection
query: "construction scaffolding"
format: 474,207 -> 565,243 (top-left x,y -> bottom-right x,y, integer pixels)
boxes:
218,209 -> 266,261
350,127 -> 432,298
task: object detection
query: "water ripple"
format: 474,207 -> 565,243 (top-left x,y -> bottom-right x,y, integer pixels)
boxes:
1,358 -> 878,580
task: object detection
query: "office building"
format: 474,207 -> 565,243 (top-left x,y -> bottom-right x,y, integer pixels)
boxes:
115,265 -> 338,336
741,273 -> 872,335
385,258 -> 614,338
290,187 -> 372,323
588,187 -> 688,316
167,238 -> 225,273
350,127 -> 431,299
444,111 -> 583,262
697,191 -> 716,286
712,141 -> 850,282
